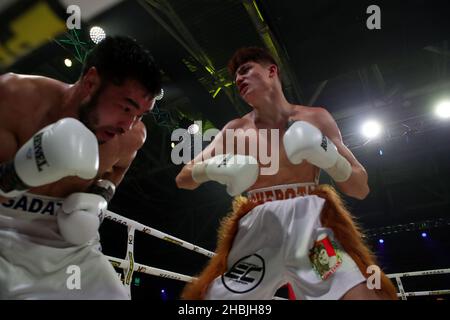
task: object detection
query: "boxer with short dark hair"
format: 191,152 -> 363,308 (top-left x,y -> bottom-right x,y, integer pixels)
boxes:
0,36 -> 161,299
177,47 -> 397,300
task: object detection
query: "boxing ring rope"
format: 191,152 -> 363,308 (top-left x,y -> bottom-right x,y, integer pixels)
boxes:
104,209 -> 213,297
106,255 -> 195,283
104,210 -> 450,299
387,268 -> 450,300
104,210 -> 215,258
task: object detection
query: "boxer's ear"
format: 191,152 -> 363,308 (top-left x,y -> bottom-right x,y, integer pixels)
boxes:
267,64 -> 278,77
81,67 -> 101,97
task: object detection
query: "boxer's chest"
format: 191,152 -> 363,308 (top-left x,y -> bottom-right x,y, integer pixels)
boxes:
231,124 -> 291,167
237,119 -> 319,189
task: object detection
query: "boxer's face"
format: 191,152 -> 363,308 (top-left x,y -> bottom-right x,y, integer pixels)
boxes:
234,61 -> 277,107
80,77 -> 155,144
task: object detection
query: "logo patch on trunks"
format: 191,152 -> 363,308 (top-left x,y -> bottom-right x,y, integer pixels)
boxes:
221,254 -> 265,293
309,234 -> 342,280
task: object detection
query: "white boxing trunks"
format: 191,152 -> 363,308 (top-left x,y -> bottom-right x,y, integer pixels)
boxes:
204,183 -> 366,300
0,193 -> 128,300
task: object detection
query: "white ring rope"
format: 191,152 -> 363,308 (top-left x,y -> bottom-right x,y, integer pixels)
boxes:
107,255 -> 195,283
105,210 -> 215,258
386,268 -> 450,278
386,268 -> 450,299
400,290 -> 450,297
105,210 -> 450,299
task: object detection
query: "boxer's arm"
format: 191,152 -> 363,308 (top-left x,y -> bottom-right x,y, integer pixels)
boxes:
0,130 -> 19,203
0,75 -> 20,203
93,121 -> 147,191
314,108 -> 369,199
58,160 -> 130,246
99,154 -> 135,190
175,119 -> 241,190
57,124 -> 146,245
175,134 -> 223,190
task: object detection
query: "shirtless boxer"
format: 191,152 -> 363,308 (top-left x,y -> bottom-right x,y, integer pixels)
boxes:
176,47 -> 397,300
0,36 -> 161,299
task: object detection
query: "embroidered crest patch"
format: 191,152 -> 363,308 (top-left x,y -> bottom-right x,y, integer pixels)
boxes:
309,234 -> 342,280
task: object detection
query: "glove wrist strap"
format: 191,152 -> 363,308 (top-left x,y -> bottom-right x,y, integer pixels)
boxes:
88,179 -> 116,202
0,160 -> 30,198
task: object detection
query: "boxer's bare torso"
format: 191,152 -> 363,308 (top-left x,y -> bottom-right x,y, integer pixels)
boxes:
221,105 -> 322,190
176,56 -> 370,199
0,73 -> 147,200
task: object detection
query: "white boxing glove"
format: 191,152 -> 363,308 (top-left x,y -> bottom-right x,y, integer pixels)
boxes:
15,118 -> 99,187
192,154 -> 259,196
283,121 -> 352,182
57,192 -> 106,245
1,118 -> 99,198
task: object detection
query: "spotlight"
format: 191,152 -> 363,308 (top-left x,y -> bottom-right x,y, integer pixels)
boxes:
435,101 -> 450,119
361,120 -> 382,139
378,239 -> 384,244
90,26 -> 106,44
64,58 -> 72,67
421,232 -> 427,238
187,123 -> 199,135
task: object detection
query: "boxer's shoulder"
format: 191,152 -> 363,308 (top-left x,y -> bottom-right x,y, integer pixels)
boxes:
289,105 -> 331,130
0,73 -> 31,107
1,72 -> 52,95
0,73 -> 64,113
0,74 -> 66,140
0,74 -> 37,133
224,113 -> 262,132
225,116 -> 251,130
290,104 -> 323,117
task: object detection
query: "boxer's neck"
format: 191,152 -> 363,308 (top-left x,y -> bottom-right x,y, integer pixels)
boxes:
251,92 -> 293,127
56,81 -> 84,120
